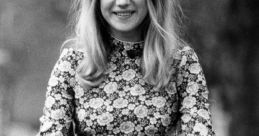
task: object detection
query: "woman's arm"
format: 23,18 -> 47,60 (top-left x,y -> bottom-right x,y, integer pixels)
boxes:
175,46 -> 215,136
37,48 -> 82,136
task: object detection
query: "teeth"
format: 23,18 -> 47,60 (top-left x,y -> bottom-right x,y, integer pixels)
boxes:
115,12 -> 133,17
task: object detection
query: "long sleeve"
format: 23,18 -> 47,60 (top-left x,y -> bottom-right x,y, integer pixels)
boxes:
175,46 -> 215,136
37,48 -> 82,136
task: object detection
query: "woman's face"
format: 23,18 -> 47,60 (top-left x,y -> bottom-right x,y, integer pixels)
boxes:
100,0 -> 148,40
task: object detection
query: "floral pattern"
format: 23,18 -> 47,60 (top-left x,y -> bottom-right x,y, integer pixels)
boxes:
38,38 -> 215,136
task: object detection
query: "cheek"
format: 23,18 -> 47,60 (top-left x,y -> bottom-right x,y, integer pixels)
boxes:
100,0 -> 105,15
137,1 -> 148,18
100,0 -> 111,17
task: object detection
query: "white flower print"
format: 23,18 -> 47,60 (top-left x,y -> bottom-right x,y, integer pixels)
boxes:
120,121 -> 135,134
182,96 -> 197,109
97,112 -> 114,126
83,102 -> 89,108
134,105 -> 148,118
55,123 -> 65,131
49,131 -> 63,136
128,103 -> 135,110
113,127 -> 120,134
123,85 -> 131,92
40,120 -> 53,132
38,46 -> 215,136
61,90 -> 71,99
145,125 -> 158,136
197,109 -> 210,120
181,114 -> 192,123
135,125 -> 143,132
177,74 -> 184,85
189,63 -> 201,74
173,49 -> 181,59
202,91 -> 209,99
107,63 -> 117,73
124,44 -> 133,50
179,55 -> 187,67
89,98 -> 104,109
74,86 -> 84,98
107,124 -> 114,130
90,114 -> 97,120
135,58 -> 141,66
69,77 -> 76,87
190,107 -> 198,115
149,118 -> 157,124
191,51 -> 199,60
111,56 -> 117,62
165,82 -> 177,95
104,82 -> 118,94
45,96 -> 55,108
193,123 -> 208,136
113,98 -> 128,109
58,76 -> 65,83
152,97 -> 166,108
86,121 -> 93,128
115,51 -> 121,57
51,109 -> 65,120
60,48 -> 68,57
130,84 -> 145,96
186,82 -> 199,95
122,109 -> 129,115
58,61 -> 71,72
84,127 -> 93,133
48,76 -> 59,86
55,94 -> 62,100
115,75 -> 122,81
125,59 -> 131,64
139,79 -> 146,85
79,99 -> 85,105
104,100 -> 112,105
119,91 -> 126,97
161,115 -> 171,126
145,100 -> 152,106
154,112 -> 161,119
108,72 -> 116,78
122,69 -> 136,81
78,109 -> 86,121
107,105 -> 114,112
139,95 -> 146,101
69,69 -> 76,76
59,99 -> 67,105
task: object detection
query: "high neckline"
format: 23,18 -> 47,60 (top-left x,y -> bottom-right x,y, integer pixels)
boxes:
110,35 -> 144,45
109,36 -> 144,59
110,36 -> 144,51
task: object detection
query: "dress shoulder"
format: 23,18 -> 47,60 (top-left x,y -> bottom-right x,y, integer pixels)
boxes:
37,47 -> 85,136
173,45 -> 198,60
169,45 -> 199,70
173,46 -> 216,136
59,47 -> 85,66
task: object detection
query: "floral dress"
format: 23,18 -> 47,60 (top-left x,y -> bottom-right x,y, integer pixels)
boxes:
38,37 -> 215,136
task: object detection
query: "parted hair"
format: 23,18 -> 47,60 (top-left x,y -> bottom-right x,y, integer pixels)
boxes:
63,0 -> 186,90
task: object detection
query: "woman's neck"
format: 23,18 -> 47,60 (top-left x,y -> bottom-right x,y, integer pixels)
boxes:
110,28 -> 142,43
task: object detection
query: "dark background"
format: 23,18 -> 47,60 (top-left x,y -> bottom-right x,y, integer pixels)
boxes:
0,0 -> 258,135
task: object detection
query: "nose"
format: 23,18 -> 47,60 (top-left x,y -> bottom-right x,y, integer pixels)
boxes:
115,0 -> 130,8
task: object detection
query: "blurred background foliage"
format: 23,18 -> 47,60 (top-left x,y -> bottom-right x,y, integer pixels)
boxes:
0,0 -> 258,136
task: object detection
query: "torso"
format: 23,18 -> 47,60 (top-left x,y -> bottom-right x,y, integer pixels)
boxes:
72,38 -> 181,135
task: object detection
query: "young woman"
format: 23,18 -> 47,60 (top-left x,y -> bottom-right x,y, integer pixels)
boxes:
38,0 -> 215,135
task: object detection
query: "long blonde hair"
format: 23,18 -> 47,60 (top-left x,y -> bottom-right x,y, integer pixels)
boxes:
63,0 -> 186,89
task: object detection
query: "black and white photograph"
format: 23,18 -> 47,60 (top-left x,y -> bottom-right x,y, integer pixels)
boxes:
0,0 -> 258,136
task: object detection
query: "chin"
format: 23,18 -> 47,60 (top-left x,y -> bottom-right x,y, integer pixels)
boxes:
115,27 -> 136,32
112,23 -> 138,33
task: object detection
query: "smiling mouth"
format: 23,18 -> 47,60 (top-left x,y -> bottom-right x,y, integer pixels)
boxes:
113,11 -> 135,17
